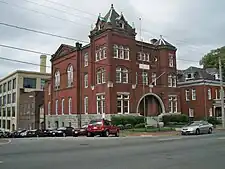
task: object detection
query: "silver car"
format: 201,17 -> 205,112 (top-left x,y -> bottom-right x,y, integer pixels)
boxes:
181,121 -> 213,135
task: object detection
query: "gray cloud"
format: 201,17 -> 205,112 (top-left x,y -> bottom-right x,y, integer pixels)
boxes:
0,0 -> 225,78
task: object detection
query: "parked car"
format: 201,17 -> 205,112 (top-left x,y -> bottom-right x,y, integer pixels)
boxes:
87,119 -> 119,137
12,129 -> 27,138
44,128 -> 57,137
73,125 -> 88,137
26,129 -> 45,137
181,121 -> 213,135
0,130 -> 4,138
53,127 -> 74,137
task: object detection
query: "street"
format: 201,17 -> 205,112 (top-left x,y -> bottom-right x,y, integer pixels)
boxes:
0,132 -> 225,169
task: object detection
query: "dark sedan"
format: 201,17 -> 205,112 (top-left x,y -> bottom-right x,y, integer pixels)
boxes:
73,125 -> 88,137
53,127 -> 74,137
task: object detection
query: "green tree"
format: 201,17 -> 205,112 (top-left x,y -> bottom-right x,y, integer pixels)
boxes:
199,46 -> 225,79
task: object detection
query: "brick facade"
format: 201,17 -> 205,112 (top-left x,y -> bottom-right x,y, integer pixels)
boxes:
45,4 -> 181,128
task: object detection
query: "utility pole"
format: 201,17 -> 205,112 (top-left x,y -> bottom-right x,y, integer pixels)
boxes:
219,56 -> 225,128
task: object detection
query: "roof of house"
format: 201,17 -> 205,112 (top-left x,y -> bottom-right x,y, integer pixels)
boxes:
153,35 -> 176,50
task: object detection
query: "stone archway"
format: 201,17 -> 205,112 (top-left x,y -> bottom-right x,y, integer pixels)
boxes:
136,93 -> 165,116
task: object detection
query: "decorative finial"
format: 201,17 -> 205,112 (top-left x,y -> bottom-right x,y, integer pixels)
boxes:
111,4 -> 114,8
132,22 -> 135,28
160,35 -> 163,39
99,13 -> 101,17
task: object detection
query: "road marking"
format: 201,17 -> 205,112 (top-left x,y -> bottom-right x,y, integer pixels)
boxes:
0,139 -> 11,145
217,137 -> 225,140
0,161 -> 3,164
158,137 -> 182,141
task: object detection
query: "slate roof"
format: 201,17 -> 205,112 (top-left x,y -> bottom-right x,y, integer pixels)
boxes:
154,35 -> 176,50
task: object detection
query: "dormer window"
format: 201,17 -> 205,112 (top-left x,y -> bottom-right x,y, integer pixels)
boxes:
185,73 -> 194,80
214,73 -> 220,80
119,22 -> 125,29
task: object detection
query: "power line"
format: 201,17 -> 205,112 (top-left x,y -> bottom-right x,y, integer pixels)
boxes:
0,0 -> 89,27
20,0 -> 95,22
0,44 -> 51,55
0,22 -> 89,43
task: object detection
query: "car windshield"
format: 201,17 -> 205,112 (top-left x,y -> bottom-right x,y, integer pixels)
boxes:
89,120 -> 102,126
57,127 -> 66,130
188,122 -> 202,126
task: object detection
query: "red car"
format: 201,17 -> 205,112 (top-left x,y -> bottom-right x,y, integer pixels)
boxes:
87,119 -> 119,137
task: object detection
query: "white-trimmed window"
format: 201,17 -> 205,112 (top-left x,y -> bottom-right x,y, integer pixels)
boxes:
84,52 -> 88,67
124,47 -> 130,60
48,101 -> 51,115
54,70 -> 60,88
96,47 -> 106,61
96,68 -> 106,84
119,46 -> 124,59
117,94 -> 129,114
84,73 -> 88,88
67,65 -> 73,87
113,45 -> 119,58
68,97 -> 72,115
96,94 -> 105,114
116,67 -> 128,83
172,76 -> 176,87
215,89 -> 218,99
208,88 -> 212,100
152,72 -> 156,86
84,96 -> 88,114
146,53 -> 150,62
192,89 -> 196,100
169,54 -> 174,67
168,75 -> 172,87
188,108 -> 194,117
61,99 -> 64,115
168,96 -> 177,113
102,47 -> 107,59
55,100 -> 58,115
142,72 -> 148,85
185,89 -> 190,101
209,108 -> 213,117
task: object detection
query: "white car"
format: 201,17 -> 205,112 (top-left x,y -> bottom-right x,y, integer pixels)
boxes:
181,121 -> 213,135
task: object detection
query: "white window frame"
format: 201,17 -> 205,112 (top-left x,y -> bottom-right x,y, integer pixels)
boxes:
208,88 -> 212,100
185,90 -> 190,101
188,108 -> 194,117
215,89 -> 218,99
168,96 -> 177,113
169,54 -> 174,67
102,47 -> 107,59
67,65 -> 73,87
84,52 -> 88,67
119,45 -> 124,59
116,67 -> 128,83
168,75 -> 172,87
146,53 -> 150,62
96,94 -> 105,114
124,47 -> 130,60
113,45 -> 119,58
142,72 -> 148,85
48,101 -> 51,115
55,100 -> 58,115
152,73 -> 156,86
209,108 -> 213,117
137,52 -> 142,60
192,89 -> 196,100
117,94 -> 130,114
54,71 -> 60,88
68,97 -> 72,115
172,76 -> 176,87
61,99 -> 64,115
84,73 -> 88,88
48,84 -> 51,95
96,68 -> 106,84
84,96 -> 88,114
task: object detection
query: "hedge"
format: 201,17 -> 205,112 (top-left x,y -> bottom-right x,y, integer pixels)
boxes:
162,114 -> 189,125
207,117 -> 221,125
111,115 -> 145,127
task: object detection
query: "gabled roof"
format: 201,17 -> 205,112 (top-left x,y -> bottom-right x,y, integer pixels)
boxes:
154,35 -> 176,50
51,44 -> 76,61
104,4 -> 120,24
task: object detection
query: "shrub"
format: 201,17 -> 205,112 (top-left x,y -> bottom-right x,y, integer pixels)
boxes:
124,124 -> 133,129
117,124 -> 124,130
134,123 -> 145,128
207,117 -> 221,125
162,114 -> 189,125
111,115 -> 145,126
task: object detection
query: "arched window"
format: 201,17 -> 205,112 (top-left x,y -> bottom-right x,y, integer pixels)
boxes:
68,97 -> 72,115
55,100 -> 58,115
168,74 -> 172,87
54,70 -> 60,88
116,67 -> 128,83
48,101 -> 51,115
96,68 -> 106,84
113,45 -> 119,58
61,99 -> 64,115
119,45 -> 124,59
67,65 -> 73,87
124,47 -> 130,60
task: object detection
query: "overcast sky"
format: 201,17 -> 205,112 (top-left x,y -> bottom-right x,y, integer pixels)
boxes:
0,0 -> 225,78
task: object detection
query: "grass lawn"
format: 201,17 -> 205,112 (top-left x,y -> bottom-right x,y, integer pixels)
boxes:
120,127 -> 176,136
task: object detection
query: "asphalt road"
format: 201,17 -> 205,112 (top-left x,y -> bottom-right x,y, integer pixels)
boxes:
1,132 -> 225,169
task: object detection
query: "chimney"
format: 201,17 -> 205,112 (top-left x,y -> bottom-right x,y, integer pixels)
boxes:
40,55 -> 47,73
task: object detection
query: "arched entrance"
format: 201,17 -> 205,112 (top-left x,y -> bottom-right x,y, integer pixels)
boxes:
136,93 -> 165,116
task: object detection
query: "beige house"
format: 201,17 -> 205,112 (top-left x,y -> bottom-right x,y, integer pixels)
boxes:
0,55 -> 51,131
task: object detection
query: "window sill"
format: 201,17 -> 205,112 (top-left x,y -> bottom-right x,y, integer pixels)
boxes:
95,57 -> 107,62
113,57 -> 130,61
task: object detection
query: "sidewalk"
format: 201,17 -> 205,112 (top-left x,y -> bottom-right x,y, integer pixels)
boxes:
126,131 -> 180,137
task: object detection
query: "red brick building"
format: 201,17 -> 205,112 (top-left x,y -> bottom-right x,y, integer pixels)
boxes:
178,66 -> 225,120
45,4 -> 180,128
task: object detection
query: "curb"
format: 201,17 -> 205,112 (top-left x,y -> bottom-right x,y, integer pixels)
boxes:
0,139 -> 11,145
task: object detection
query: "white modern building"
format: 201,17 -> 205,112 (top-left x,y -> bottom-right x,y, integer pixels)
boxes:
0,55 -> 51,131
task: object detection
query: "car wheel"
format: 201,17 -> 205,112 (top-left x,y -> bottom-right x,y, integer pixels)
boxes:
208,128 -> 212,134
87,132 -> 93,137
115,130 -> 119,137
196,129 -> 200,135
105,130 -> 109,137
